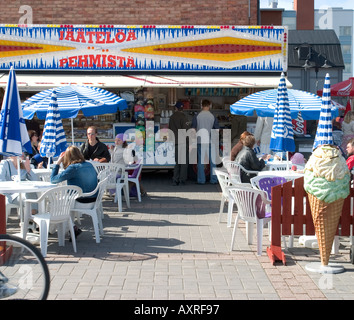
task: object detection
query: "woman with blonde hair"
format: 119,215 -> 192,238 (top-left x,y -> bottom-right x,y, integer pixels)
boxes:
341,110 -> 354,151
51,146 -> 98,203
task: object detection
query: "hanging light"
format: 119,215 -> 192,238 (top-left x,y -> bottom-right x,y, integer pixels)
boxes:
322,59 -> 331,68
302,59 -> 312,70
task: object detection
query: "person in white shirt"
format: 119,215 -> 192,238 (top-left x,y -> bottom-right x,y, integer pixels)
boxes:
191,99 -> 220,184
254,116 -> 273,155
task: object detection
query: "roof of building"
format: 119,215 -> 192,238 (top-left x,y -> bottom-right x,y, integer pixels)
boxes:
288,29 -> 344,69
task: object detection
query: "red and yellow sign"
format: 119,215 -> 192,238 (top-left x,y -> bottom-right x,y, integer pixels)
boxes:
122,37 -> 282,62
0,39 -> 75,58
0,25 -> 287,71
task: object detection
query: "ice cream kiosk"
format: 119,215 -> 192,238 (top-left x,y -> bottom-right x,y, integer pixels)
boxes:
0,24 -> 289,170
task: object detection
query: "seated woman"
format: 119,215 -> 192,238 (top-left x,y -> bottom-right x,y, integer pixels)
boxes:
110,134 -> 147,197
51,146 -> 98,203
24,130 -> 40,159
234,134 -> 269,183
30,141 -> 49,169
0,154 -> 39,214
51,146 -> 98,238
110,133 -> 135,166
230,131 -> 251,161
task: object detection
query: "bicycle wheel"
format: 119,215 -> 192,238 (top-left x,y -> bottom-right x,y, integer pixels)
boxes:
0,234 -> 50,300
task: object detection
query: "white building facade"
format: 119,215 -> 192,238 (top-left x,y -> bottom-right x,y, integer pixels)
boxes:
315,7 -> 353,81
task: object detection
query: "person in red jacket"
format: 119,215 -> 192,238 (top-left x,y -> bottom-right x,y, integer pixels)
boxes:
346,138 -> 354,171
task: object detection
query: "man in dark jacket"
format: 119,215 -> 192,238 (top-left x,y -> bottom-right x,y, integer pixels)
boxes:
80,126 -> 111,163
168,101 -> 189,185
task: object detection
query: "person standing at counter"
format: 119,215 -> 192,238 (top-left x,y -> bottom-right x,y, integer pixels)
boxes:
80,126 -> 111,163
169,101 -> 189,186
192,99 -> 219,185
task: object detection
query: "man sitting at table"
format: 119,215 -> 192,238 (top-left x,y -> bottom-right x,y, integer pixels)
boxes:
234,134 -> 270,183
80,126 -> 111,163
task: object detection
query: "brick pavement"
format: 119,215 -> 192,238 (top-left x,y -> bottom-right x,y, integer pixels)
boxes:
6,170 -> 354,300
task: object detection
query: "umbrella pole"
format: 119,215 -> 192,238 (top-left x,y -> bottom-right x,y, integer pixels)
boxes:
286,151 -> 289,171
71,118 -> 74,145
17,157 -> 21,182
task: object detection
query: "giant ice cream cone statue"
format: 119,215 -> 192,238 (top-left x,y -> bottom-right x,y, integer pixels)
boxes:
304,146 -> 349,265
304,74 -> 350,267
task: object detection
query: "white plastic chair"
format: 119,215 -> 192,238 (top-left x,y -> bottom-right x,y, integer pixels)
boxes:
24,185 -> 82,258
223,160 -> 259,184
71,177 -> 108,243
215,169 -> 234,227
97,168 -> 110,181
250,175 -> 287,193
115,168 -> 130,212
227,185 -> 271,256
127,162 -> 143,202
37,171 -> 52,182
92,162 -> 111,175
101,163 -> 130,210
96,163 -> 130,210
221,156 -> 231,167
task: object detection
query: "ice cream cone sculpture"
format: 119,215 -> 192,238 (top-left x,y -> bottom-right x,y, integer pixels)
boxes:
304,145 -> 350,266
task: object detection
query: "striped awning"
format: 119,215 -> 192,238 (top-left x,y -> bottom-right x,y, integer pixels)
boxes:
0,73 -> 292,90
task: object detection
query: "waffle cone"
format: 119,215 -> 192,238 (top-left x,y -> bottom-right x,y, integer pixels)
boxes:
307,193 -> 343,266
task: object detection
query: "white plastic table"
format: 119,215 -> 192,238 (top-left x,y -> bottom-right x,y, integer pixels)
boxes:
264,161 -> 300,171
0,181 -> 56,238
258,170 -> 304,181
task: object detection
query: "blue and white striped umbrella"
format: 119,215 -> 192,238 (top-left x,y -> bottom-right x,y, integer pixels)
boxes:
40,90 -> 67,158
0,67 -> 32,157
22,85 -> 128,120
230,87 -> 339,120
313,73 -> 333,150
269,73 -> 295,153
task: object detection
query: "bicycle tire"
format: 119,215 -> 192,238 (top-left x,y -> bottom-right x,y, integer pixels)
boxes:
0,234 -> 50,300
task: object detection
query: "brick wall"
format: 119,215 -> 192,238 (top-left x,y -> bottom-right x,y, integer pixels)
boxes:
0,0 -> 258,25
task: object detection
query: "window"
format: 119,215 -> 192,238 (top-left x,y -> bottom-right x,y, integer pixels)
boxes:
344,62 -> 352,73
339,26 -> 352,37
342,45 -> 352,55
